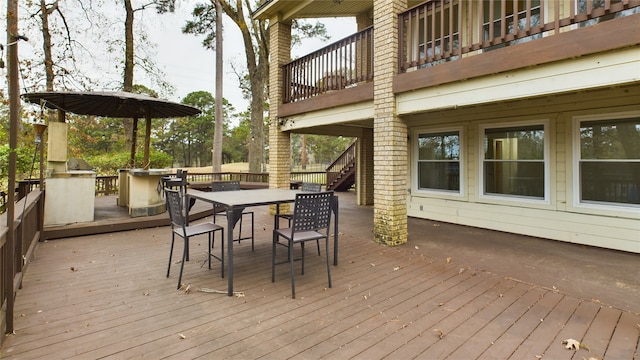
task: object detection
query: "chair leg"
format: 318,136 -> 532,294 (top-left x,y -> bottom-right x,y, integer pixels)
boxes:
316,240 -> 321,256
238,212 -> 255,251
220,229 -> 225,278
272,233 -> 277,282
325,237 -> 332,289
177,238 -> 188,290
250,212 -> 255,251
167,234 -> 175,278
289,239 -> 296,299
207,233 -> 212,270
301,241 -> 306,275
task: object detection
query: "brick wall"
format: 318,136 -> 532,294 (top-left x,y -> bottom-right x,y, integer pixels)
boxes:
372,0 -> 408,246
268,19 -> 292,190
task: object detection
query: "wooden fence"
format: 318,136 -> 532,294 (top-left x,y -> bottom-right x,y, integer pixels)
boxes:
16,171 -> 329,199
1,190 -> 44,345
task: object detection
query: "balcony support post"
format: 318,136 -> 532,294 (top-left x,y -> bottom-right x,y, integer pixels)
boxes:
372,0 -> 409,246
268,17 -> 292,191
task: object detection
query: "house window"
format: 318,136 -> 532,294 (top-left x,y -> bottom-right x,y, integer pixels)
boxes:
578,117 -> 640,206
482,124 -> 546,198
417,131 -> 461,192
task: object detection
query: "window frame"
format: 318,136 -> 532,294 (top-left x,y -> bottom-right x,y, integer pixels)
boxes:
413,126 -> 465,197
478,120 -> 550,203
572,111 -> 640,211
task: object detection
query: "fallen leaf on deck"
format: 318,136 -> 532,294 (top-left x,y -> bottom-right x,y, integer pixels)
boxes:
178,333 -> 186,339
433,328 -> 444,339
446,257 -> 452,263
562,338 -> 581,350
393,266 -> 401,271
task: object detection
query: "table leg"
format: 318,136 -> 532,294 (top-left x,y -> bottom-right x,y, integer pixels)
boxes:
227,206 -> 234,296
333,196 -> 339,266
274,203 -> 281,230
185,194 -> 191,261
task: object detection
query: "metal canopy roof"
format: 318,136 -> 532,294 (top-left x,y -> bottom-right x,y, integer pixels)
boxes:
22,91 -> 200,119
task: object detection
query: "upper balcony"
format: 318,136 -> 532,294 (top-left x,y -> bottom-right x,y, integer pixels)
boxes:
275,0 -> 640,117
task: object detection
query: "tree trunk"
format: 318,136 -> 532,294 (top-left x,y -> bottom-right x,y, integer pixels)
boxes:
40,0 -> 54,91
212,0 -> 223,175
40,0 -> 58,126
123,0 -> 135,153
218,0 -> 268,174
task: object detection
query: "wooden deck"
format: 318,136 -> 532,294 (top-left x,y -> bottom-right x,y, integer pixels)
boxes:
2,193 -> 639,359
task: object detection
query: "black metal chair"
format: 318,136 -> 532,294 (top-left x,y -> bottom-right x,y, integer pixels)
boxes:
165,188 -> 224,290
162,169 -> 194,210
210,180 -> 255,251
276,182 -> 323,255
272,191 -> 333,299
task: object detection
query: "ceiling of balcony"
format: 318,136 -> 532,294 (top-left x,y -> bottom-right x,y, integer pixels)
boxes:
253,0 -> 373,20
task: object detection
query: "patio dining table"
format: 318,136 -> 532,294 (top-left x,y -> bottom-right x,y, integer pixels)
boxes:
186,188 -> 339,296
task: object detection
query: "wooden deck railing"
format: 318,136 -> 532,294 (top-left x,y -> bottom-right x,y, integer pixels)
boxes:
326,141 -> 357,190
11,170 -> 333,205
398,0 -> 640,72
283,26 -> 374,104
1,190 -> 44,342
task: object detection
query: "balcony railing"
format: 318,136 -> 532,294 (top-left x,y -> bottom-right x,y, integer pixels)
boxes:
399,0 -> 640,72
283,26 -> 374,104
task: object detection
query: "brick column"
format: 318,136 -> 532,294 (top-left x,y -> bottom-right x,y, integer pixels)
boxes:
373,0 -> 408,246
357,128 -> 374,206
268,18 -> 292,189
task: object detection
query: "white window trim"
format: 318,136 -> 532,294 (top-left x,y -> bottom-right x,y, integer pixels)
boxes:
572,111 -> 640,213
478,119 -> 550,204
412,126 -> 465,197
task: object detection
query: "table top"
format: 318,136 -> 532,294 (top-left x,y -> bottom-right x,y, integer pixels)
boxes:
187,188 -> 300,208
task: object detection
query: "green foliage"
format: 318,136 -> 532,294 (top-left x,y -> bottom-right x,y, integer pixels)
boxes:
291,19 -> 330,47
223,113 -> 251,164
0,144 -> 37,193
291,134 -> 354,165
154,91 -> 238,167
85,149 -> 173,175
67,115 -> 128,157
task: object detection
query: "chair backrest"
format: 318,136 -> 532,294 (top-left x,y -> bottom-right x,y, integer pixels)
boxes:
291,191 -> 333,234
301,182 -> 322,192
211,180 -> 241,192
162,169 -> 188,194
177,169 -> 188,184
164,188 -> 186,228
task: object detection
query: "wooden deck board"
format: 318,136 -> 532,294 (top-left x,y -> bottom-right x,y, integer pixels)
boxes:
542,300 -> 602,360
347,272 -> 502,359
410,281 -> 530,359
572,306 -> 621,360
605,311 -> 640,359
479,290 -> 564,359
2,195 -> 639,359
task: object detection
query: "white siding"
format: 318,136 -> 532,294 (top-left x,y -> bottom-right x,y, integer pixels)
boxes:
406,84 -> 640,253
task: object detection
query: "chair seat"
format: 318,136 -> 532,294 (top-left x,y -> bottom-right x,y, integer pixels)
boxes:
174,222 -> 223,238
274,228 -> 325,243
